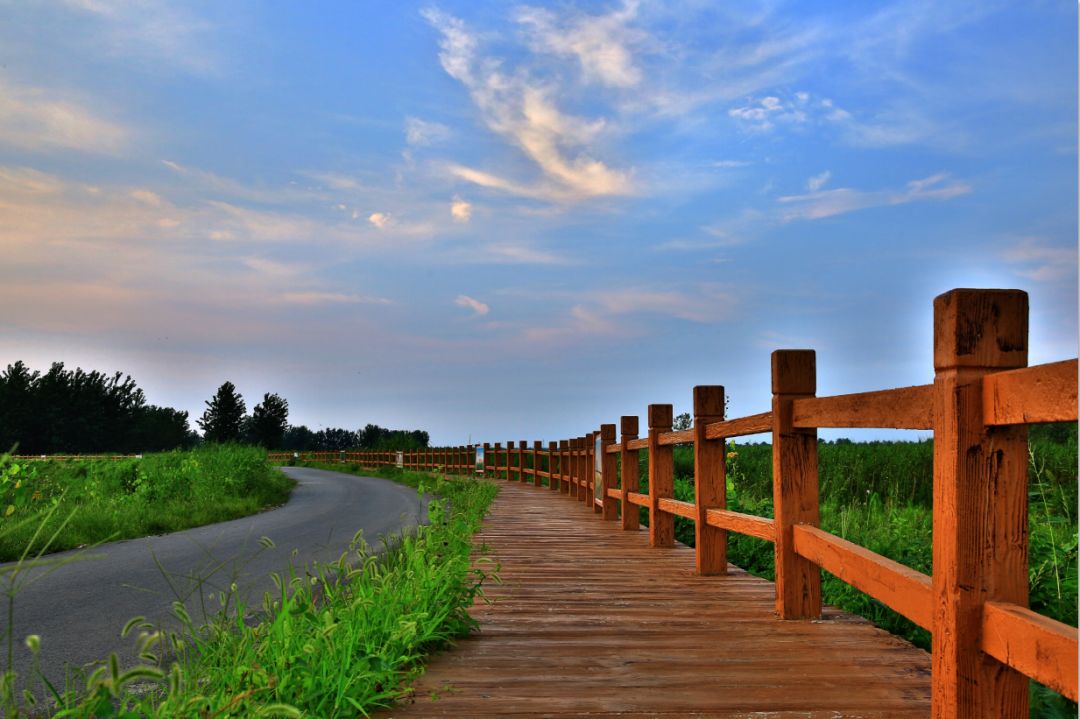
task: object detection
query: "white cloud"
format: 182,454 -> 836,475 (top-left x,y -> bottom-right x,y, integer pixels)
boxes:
450,196 -> 472,222
516,1 -> 644,88
454,294 -> 490,316
130,189 -> 162,206
729,91 -> 849,133
483,244 -> 569,265
368,212 -> 391,229
0,78 -> 128,153
280,292 -> 392,306
1003,238 -> 1078,283
423,8 -> 631,200
807,170 -> 831,192
62,0 -> 220,74
405,117 -> 451,146
778,173 -> 972,221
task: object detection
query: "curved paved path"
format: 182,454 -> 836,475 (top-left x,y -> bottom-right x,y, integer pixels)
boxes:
2,466 -> 426,695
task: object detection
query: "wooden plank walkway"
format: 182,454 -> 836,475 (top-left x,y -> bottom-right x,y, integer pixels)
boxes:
382,482 -> 931,718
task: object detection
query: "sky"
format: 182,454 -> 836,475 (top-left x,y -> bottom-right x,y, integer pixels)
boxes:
0,0 -> 1076,446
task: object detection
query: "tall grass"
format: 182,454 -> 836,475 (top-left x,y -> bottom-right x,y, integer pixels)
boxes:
0,445 -> 294,562
2,462 -> 499,717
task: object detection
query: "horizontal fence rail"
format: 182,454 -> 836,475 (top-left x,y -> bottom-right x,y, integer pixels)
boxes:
271,288 -> 1076,719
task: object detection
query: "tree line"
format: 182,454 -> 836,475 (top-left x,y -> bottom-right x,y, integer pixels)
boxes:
0,362 -> 430,454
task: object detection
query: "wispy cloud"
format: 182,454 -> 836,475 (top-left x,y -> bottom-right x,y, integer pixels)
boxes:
0,78 -> 128,153
63,0 -> 220,74
729,92 -> 848,133
807,170 -> 831,192
423,8 -> 632,201
516,1 -> 644,88
405,117 -> 451,146
368,212 -> 391,229
454,294 -> 490,316
1002,238 -> 1078,283
280,291 -> 392,306
778,173 -> 971,221
450,196 -> 472,222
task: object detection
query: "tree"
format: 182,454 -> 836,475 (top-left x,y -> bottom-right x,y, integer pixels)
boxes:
198,382 -> 246,443
250,393 -> 289,448
282,424 -> 316,451
673,412 -> 692,431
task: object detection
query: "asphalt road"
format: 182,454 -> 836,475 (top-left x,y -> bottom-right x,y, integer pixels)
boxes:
0,466 -> 427,697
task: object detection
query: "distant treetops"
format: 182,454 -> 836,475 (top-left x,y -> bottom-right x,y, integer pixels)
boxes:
0,362 -> 430,455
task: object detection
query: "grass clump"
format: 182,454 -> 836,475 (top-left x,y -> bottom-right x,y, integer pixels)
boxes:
0,445 -> 294,562
5,462 -> 498,718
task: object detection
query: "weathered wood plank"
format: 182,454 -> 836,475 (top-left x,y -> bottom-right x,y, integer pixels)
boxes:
792,524 -> 932,630
792,385 -> 933,429
981,600 -> 1078,701
703,411 -> 772,440
705,508 -> 775,541
982,358 -> 1078,425
656,496 -> 696,519
382,482 -> 931,718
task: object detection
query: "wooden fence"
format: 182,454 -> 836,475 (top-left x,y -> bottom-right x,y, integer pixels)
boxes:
274,288 -> 1077,718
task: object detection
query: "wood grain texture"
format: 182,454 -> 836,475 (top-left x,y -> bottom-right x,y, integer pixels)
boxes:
792,525 -> 932,631
656,497 -> 696,519
694,385 -> 727,575
980,600 -> 1078,701
772,350 -> 822,620
626,491 -> 650,508
705,508 -> 776,541
703,411 -> 773,440
381,482 -> 931,718
648,404 -> 675,548
982,358 -> 1078,425
931,288 -> 1029,719
620,415 -> 640,531
792,385 -> 933,430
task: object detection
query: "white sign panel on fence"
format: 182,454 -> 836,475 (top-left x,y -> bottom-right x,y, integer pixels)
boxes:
475,446 -> 485,474
395,451 -> 403,468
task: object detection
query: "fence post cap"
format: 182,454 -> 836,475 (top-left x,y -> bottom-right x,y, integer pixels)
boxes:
933,288 -> 1028,370
771,350 -> 816,394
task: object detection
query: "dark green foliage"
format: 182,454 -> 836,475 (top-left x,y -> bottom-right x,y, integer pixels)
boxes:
278,424 -> 433,451
250,393 -> 289,449
198,382 -> 246,443
357,424 -> 431,450
0,361 -> 196,454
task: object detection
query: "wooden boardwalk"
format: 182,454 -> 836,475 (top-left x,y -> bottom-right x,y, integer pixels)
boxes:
382,482 -> 931,718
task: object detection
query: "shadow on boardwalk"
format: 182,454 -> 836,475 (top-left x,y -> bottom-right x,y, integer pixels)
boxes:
381,482 -> 930,718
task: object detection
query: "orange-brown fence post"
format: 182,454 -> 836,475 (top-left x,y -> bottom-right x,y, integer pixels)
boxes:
517,440 -> 527,482
620,416 -> 639,531
771,349 -> 821,619
482,442 -> 491,477
648,404 -> 674,547
931,289 -> 1029,719
532,440 -> 542,486
599,423 -> 617,520
694,385 -> 727,575
559,439 -> 569,493
547,441 -> 558,490
569,438 -> 579,499
505,440 -> 513,480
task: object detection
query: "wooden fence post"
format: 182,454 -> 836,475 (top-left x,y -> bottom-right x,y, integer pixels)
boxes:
589,431 -> 601,513
547,441 -> 558,490
694,385 -> 727,575
599,424 -> 617,520
648,404 -> 674,548
518,440 -> 527,482
493,442 -> 502,480
532,440 -> 542,486
931,289 -> 1029,719
559,439 -> 570,493
620,416 -> 639,531
771,350 -> 821,619
482,442 -> 491,477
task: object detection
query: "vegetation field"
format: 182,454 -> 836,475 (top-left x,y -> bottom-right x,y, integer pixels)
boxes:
2,462 -> 498,717
0,445 -> 294,562
626,423 -> 1078,718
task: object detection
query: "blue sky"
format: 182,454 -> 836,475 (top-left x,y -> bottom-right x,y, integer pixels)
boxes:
0,1 -> 1076,445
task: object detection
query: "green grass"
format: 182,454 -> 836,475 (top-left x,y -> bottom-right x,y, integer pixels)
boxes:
0,445 -> 294,562
2,462 -> 499,718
